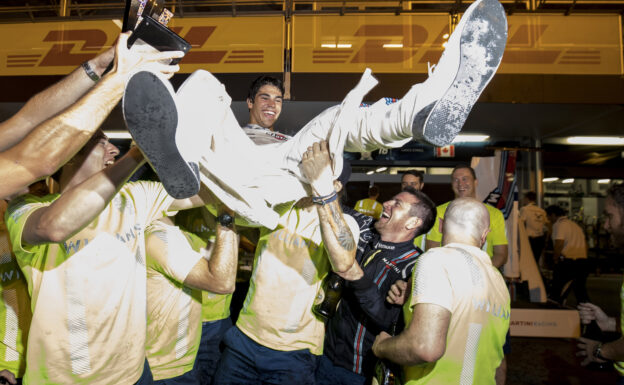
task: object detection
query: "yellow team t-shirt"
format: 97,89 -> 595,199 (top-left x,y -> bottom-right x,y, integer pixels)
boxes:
0,221 -> 31,379
426,201 -> 508,257
236,205 -> 359,355
403,244 -> 510,384
6,182 -> 173,385
616,282 -> 624,376
354,198 -> 383,220
145,221 -> 205,381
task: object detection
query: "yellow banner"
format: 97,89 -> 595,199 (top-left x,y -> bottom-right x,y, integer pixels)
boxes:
0,16 -> 284,75
292,14 -> 450,73
501,14 -> 622,75
292,13 -> 623,75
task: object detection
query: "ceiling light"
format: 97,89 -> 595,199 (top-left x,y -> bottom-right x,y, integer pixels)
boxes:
452,134 -> 490,143
442,33 -> 450,39
566,136 -> 624,145
376,167 -> 387,172
442,42 -> 447,48
104,131 -> 131,139
321,43 -> 336,48
598,179 -> 611,184
562,178 -> 574,184
366,170 -> 374,175
337,44 -> 352,48
542,177 -> 559,182
382,44 -> 403,48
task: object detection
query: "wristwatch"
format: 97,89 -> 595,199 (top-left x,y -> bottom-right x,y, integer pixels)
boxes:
594,342 -> 611,361
216,213 -> 234,228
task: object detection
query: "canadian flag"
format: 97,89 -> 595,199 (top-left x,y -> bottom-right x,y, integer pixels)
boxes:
435,145 -> 455,158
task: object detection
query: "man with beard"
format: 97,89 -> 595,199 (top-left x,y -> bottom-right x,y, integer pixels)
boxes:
577,184 -> 624,385
316,188 -> 436,385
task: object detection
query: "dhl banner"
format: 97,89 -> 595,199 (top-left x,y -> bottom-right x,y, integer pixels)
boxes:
292,13 -> 623,75
501,14 -> 623,75
292,14 -> 451,73
0,16 -> 284,75
0,13 -> 620,76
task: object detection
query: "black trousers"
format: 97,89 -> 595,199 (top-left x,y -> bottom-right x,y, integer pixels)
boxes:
550,258 -> 590,304
528,235 -> 546,264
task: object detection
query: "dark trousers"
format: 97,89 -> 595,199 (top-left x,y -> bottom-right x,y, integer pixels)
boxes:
135,359 -> 154,385
213,326 -> 318,385
528,235 -> 546,264
154,369 -> 199,385
194,317 -> 232,385
315,354 -> 366,385
550,258 -> 590,304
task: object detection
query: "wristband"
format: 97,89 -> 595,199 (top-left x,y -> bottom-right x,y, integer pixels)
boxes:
312,191 -> 338,206
81,61 -> 100,82
594,343 -> 611,362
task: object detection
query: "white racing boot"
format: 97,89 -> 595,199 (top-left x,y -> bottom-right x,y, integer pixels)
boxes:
122,71 -> 201,199
411,0 -> 508,146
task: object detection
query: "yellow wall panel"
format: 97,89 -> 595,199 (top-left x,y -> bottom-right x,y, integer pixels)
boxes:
0,16 -> 284,75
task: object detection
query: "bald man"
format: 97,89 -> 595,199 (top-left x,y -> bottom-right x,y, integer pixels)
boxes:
373,198 -> 510,384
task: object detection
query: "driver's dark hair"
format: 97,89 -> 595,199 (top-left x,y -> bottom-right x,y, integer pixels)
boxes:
247,76 -> 284,102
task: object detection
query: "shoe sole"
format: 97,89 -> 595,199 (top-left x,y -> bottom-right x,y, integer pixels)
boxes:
123,71 -> 200,199
419,0 -> 507,146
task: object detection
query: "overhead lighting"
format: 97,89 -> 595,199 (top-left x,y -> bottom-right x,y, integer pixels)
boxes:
442,33 -> 450,39
382,44 -> 403,48
442,42 -> 447,48
561,178 -> 574,184
598,179 -> 611,184
366,170 -> 374,175
322,43 -> 352,48
566,136 -> 624,145
104,131 -> 131,139
376,167 -> 387,172
543,177 -> 559,182
452,134 -> 490,143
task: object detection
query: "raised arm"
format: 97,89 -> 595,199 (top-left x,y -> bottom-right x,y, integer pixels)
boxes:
0,47 -> 114,151
21,147 -> 145,245
372,303 -> 450,365
300,141 -> 361,281
0,33 -> 184,199
183,208 -> 239,294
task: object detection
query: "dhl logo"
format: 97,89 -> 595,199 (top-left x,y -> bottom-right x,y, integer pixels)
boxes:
310,23 -> 602,66
6,26 -> 265,68
2,15 -> 619,74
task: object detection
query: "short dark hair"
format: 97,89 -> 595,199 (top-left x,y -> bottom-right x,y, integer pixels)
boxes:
607,183 -> 624,214
546,205 -> 566,217
369,185 -> 379,197
247,75 -> 284,102
525,191 -> 537,202
402,187 -> 436,237
451,164 -> 476,180
401,170 -> 424,183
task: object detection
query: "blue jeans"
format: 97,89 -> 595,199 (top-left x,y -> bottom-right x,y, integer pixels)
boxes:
193,317 -> 233,385
212,326 -> 318,385
135,359 -> 154,385
315,354 -> 366,385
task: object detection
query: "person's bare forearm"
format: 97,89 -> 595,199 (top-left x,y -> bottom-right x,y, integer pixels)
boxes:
206,224 -> 238,292
0,54 -> 112,151
600,338 -> 624,361
492,244 -> 508,269
0,73 -> 127,199
23,147 -> 145,245
316,201 -> 360,279
375,333 -> 427,366
184,223 -> 239,293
